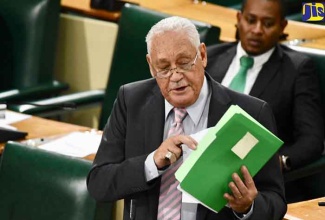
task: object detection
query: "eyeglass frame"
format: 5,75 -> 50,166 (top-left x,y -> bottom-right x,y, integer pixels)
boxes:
152,52 -> 199,79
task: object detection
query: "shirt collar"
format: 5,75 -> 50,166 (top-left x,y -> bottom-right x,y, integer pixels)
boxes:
165,76 -> 209,126
237,42 -> 275,68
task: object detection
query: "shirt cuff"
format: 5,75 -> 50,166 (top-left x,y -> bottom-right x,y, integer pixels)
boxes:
233,201 -> 254,219
144,151 -> 161,181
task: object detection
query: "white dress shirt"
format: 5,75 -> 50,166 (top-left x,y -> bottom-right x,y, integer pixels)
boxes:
221,43 -> 275,95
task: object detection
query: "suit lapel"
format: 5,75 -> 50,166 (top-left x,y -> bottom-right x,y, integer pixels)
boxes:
250,45 -> 283,97
144,85 -> 165,153
143,84 -> 165,219
207,75 -> 232,127
208,47 -> 236,83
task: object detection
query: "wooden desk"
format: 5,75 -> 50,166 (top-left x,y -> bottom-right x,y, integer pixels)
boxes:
0,112 -> 91,154
296,37 -> 325,50
130,0 -> 325,49
61,0 -> 325,49
61,0 -> 121,21
284,197 -> 325,220
128,0 -> 238,42
284,21 -> 325,50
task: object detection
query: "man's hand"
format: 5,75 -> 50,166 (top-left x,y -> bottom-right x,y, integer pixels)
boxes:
224,166 -> 258,214
154,135 -> 197,169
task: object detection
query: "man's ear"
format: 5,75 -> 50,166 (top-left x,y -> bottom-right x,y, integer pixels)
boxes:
235,12 -> 242,41
280,19 -> 288,33
236,11 -> 242,25
146,54 -> 155,78
200,43 -> 208,68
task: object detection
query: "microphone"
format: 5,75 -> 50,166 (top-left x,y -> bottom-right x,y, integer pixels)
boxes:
0,103 -> 28,142
0,126 -> 28,142
0,101 -> 76,142
1,101 -> 77,111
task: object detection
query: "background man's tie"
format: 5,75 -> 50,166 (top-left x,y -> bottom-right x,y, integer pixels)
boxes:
229,56 -> 254,93
157,108 -> 187,220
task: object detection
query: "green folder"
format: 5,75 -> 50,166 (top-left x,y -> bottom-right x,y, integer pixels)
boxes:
175,105 -> 283,213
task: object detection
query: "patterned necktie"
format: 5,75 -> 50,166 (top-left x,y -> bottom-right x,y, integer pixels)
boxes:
157,108 -> 187,220
229,56 -> 254,93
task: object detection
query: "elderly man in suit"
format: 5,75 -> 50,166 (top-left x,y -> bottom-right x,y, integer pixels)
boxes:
206,0 -> 324,202
87,16 -> 286,219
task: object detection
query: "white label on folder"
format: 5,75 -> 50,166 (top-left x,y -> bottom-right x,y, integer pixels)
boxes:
231,132 -> 259,159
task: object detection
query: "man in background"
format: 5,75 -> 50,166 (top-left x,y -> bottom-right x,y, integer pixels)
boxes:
206,0 -> 324,202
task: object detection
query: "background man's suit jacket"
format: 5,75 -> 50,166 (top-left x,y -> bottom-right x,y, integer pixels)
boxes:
87,75 -> 286,220
206,42 -> 324,169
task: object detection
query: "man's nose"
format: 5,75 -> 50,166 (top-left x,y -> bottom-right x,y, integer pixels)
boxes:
169,68 -> 183,81
252,22 -> 263,34
169,67 -> 179,75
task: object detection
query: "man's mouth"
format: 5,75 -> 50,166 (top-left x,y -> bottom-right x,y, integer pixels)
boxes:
248,39 -> 262,47
170,85 -> 187,93
175,86 -> 187,91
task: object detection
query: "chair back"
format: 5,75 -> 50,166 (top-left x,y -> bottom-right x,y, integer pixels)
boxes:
99,3 -> 220,129
0,141 -> 113,220
0,0 -> 61,91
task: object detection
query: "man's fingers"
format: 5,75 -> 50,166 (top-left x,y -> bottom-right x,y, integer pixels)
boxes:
232,173 -> 247,195
173,135 -> 197,150
154,135 -> 198,168
229,181 -> 243,199
241,166 -> 255,188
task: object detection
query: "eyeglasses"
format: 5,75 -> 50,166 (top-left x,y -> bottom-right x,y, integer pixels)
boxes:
154,52 -> 199,79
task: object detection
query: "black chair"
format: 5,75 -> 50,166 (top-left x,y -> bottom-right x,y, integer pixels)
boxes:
0,141 -> 113,220
9,3 -> 221,129
0,0 -> 68,103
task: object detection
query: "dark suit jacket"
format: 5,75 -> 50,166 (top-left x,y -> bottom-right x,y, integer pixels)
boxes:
87,75 -> 286,220
206,42 -> 324,169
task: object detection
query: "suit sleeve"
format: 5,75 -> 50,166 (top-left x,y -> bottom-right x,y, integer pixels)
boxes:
249,102 -> 287,220
87,85 -> 157,202
281,57 -> 324,168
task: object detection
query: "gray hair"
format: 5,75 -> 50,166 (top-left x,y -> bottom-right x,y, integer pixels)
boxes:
145,16 -> 200,54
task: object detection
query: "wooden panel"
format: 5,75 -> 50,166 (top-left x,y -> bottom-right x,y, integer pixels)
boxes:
61,0 -> 121,21
284,197 -> 325,220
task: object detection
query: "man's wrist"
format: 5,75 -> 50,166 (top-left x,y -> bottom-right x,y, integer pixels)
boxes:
233,202 -> 254,219
234,211 -> 247,218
